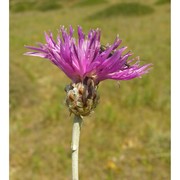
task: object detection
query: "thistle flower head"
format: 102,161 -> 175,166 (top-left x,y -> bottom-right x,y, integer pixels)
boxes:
25,26 -> 152,116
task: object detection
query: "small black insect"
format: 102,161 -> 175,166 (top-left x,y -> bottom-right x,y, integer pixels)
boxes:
125,62 -> 130,68
100,45 -> 114,58
100,45 -> 130,68
100,45 -> 107,53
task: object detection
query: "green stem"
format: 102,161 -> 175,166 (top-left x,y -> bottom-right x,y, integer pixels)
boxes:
71,115 -> 83,180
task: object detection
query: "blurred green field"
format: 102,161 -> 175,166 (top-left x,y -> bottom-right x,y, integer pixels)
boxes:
10,0 -> 170,179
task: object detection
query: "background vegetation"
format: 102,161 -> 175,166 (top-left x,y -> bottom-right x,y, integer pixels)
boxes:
10,0 -> 170,179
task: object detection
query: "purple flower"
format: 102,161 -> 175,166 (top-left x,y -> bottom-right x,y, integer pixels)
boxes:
25,26 -> 152,116
24,26 -> 152,85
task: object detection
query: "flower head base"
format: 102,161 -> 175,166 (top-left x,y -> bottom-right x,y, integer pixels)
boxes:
24,26 -> 152,116
65,77 -> 99,116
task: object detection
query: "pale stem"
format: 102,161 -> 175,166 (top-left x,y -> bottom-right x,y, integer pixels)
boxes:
71,115 -> 83,180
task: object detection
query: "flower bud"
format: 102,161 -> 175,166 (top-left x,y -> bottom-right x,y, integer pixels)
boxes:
65,78 -> 99,116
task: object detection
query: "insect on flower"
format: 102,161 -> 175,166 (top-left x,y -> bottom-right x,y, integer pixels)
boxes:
100,44 -> 130,69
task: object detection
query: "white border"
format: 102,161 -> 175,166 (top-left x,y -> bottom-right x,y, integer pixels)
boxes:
0,0 -> 9,180
171,0 -> 180,180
